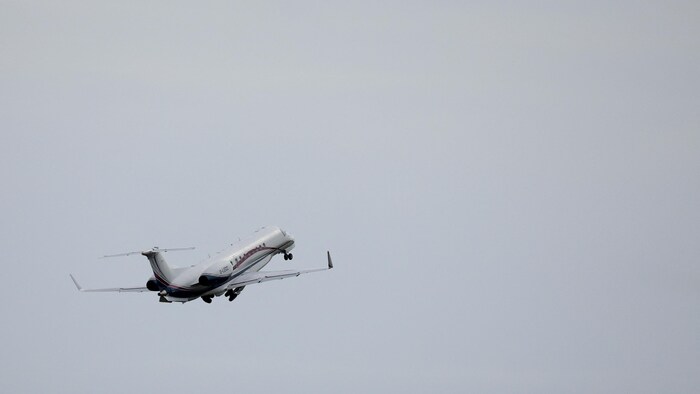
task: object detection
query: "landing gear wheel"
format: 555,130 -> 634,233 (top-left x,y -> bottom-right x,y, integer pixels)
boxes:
283,254 -> 289,260
288,253 -> 293,260
202,296 -> 212,304
229,286 -> 244,302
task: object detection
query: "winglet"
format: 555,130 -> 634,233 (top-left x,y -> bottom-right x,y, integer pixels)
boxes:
69,274 -> 84,292
327,251 -> 333,269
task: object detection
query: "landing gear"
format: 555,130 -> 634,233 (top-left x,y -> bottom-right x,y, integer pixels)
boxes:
202,296 -> 212,304
226,286 -> 245,302
283,252 -> 293,260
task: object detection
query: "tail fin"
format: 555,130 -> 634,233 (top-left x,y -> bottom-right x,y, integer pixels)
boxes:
101,246 -> 194,284
142,250 -> 176,283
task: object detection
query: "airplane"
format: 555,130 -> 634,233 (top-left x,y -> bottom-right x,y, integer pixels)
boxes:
69,226 -> 333,304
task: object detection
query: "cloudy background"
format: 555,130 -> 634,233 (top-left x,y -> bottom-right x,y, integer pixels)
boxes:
1,1 -> 698,392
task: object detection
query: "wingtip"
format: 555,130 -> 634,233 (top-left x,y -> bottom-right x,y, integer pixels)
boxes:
327,251 -> 333,269
69,274 -> 83,291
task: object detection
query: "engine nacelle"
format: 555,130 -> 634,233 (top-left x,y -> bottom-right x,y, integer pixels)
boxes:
199,273 -> 229,287
146,278 -> 159,291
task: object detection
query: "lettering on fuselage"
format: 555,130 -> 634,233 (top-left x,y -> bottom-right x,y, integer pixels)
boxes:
231,244 -> 268,271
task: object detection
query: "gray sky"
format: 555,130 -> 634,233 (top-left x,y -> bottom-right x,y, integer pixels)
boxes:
1,1 -> 699,392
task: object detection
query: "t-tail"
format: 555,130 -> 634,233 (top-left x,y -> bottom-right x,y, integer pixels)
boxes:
103,246 -> 195,284
142,250 -> 176,283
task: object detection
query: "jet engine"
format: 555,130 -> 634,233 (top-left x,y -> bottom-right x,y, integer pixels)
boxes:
146,277 -> 159,291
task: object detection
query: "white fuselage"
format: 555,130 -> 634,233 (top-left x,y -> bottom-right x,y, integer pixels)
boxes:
154,226 -> 294,302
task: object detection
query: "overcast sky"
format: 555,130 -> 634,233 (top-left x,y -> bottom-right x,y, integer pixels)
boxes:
1,1 -> 699,393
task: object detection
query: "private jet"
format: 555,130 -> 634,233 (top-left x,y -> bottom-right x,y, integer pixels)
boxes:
70,226 -> 333,304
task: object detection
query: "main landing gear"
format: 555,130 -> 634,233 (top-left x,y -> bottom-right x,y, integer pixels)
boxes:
201,295 -> 212,304
283,252 -> 293,260
224,286 -> 245,302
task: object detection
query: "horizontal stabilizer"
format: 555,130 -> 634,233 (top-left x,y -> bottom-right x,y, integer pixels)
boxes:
103,246 -> 195,258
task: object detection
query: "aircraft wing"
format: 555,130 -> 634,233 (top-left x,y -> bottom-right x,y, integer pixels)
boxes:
69,274 -> 150,293
226,251 -> 334,288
